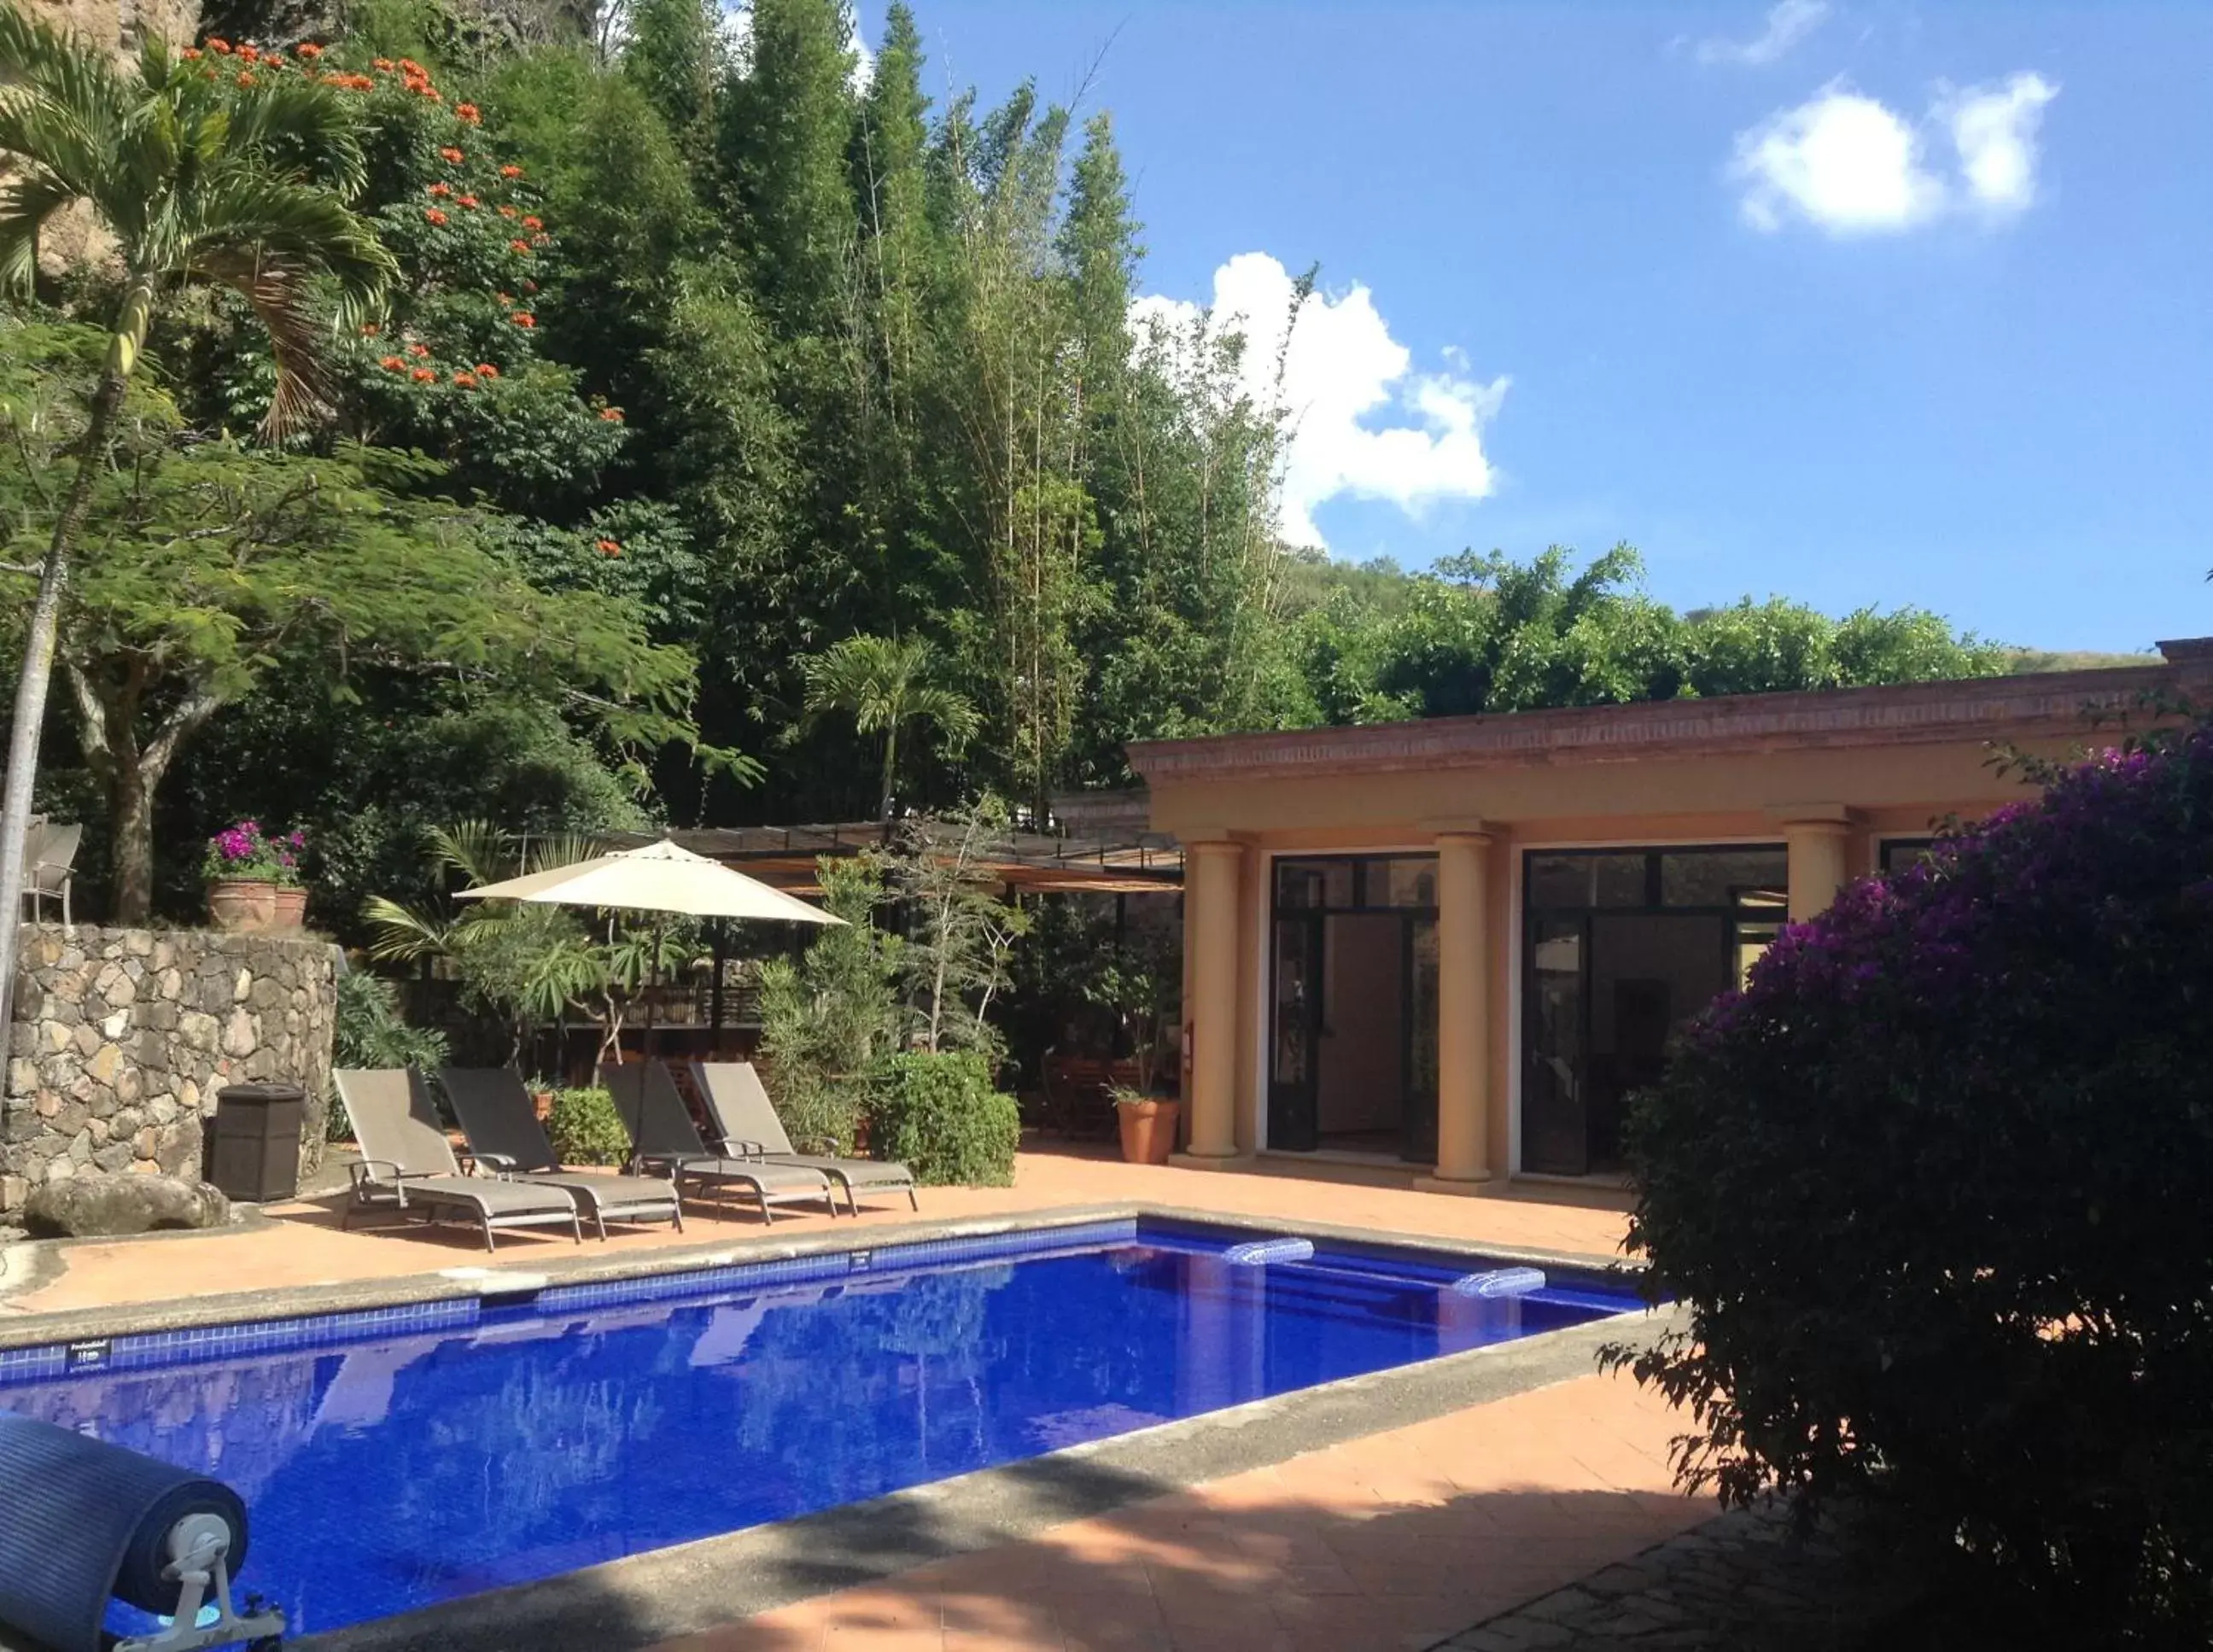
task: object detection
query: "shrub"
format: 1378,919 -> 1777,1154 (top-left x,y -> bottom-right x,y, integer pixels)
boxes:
870,1051 -> 1020,1187
546,1085 -> 628,1167
330,971 -> 449,1141
1617,725 -> 2213,1632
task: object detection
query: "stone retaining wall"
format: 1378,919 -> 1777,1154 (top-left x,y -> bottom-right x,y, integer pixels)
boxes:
3,925 -> 339,1214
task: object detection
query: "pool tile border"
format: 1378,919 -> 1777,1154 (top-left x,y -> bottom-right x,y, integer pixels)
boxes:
0,1217 -> 1142,1386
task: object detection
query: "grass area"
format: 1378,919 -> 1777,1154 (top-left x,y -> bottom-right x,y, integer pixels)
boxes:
2002,647 -> 2161,673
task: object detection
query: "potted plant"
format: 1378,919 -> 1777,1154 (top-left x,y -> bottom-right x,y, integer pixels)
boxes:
203,820 -> 307,932
1091,933 -> 1182,1165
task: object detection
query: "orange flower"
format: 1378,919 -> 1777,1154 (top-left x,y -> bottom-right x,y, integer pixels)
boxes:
419,85 -> 442,102
456,102 -> 481,124
508,238 -> 530,254
598,406 -> 624,423
238,44 -> 258,61
427,182 -> 452,197
379,355 -> 406,371
235,70 -> 255,86
457,195 -> 478,209
595,539 -> 622,557
510,312 -> 534,328
475,363 -> 499,378
498,204 -> 517,219
406,343 -> 430,358
423,207 -> 447,225
496,292 -> 514,305
181,46 -> 201,58
206,37 -> 231,51
359,323 -> 380,336
521,215 -> 543,231
372,56 -> 394,70
411,367 -> 436,382
263,50 -> 284,65
439,146 -> 464,164
398,57 -> 423,73
453,371 -> 478,388
499,164 -> 523,178
295,41 -> 323,57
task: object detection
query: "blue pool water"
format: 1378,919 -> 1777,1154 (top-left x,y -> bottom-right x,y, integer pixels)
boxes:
0,1225 -> 1638,1637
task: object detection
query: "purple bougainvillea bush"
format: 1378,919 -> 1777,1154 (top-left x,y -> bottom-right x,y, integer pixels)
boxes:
201,820 -> 306,886
1616,724 -> 2213,1630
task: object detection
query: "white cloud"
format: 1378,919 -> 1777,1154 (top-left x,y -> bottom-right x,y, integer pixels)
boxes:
1731,75 -> 2056,234
1942,73 -> 2058,212
1696,0 -> 1830,67
1130,254 -> 1508,550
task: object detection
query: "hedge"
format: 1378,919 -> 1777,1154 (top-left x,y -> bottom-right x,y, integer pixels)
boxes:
870,1051 -> 1020,1186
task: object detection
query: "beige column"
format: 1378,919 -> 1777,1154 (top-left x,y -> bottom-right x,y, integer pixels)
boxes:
1178,838 -> 1245,1162
1417,829 -> 1492,1191
1781,816 -> 1853,921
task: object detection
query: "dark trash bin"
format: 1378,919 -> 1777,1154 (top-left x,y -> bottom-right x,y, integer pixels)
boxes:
207,1083 -> 307,1203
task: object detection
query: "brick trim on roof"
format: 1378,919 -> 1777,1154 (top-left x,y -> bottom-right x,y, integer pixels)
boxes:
1126,663 -> 2195,785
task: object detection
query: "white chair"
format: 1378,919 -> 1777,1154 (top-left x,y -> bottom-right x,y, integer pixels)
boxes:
21,820 -> 79,927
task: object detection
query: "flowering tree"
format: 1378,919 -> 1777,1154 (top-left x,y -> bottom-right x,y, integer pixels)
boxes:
1616,723 -> 2213,1632
188,41 -> 628,516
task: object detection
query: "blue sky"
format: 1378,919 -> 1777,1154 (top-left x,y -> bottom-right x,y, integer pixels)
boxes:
854,1 -> 2212,653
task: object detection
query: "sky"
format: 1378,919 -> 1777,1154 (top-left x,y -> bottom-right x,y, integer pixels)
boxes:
849,0 -> 2213,653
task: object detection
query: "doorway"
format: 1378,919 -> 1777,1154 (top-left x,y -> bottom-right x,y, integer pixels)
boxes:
1521,846 -> 1788,1176
1269,855 -> 1439,1161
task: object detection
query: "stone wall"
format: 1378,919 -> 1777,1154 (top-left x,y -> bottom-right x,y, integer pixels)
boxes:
3,926 -> 339,1214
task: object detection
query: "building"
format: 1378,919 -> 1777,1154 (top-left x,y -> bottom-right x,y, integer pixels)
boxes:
1128,642 -> 2210,1192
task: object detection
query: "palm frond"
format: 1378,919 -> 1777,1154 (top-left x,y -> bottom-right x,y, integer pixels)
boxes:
361,896 -> 454,965
426,821 -> 512,887
0,167 -> 79,299
221,73 -> 369,198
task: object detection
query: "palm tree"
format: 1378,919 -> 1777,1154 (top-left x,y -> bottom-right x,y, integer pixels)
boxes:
801,633 -> 980,822
0,10 -> 394,998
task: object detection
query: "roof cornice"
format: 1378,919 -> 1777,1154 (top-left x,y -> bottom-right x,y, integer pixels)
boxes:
1126,664 -> 2193,785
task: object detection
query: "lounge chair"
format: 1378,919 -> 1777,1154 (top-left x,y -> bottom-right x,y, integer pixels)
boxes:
436,1067 -> 686,1239
20,820 -> 79,926
332,1068 -> 583,1251
599,1061 -> 835,1223
691,1060 -> 918,1216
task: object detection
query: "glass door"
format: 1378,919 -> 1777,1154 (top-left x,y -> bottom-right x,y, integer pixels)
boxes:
1268,912 -> 1322,1152
1521,915 -> 1588,1176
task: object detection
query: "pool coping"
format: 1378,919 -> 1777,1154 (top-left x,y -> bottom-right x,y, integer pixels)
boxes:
0,1200 -> 1636,1355
288,1302 -> 1687,1652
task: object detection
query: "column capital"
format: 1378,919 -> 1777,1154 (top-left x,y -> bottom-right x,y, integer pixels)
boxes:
1182,836 -> 1247,860
1421,817 -> 1494,845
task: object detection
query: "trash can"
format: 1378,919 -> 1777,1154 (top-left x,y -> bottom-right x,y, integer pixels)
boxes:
207,1083 -> 307,1203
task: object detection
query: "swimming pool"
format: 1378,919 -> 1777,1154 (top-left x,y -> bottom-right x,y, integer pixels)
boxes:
0,1219 -> 1640,1637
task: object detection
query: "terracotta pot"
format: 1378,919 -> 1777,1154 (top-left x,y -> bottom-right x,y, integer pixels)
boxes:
1116,1097 -> 1180,1165
531,1089 -> 556,1123
207,879 -> 278,933
271,884 -> 308,930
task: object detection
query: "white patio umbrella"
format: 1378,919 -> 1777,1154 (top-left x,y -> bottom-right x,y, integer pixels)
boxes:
455,838 -> 842,1153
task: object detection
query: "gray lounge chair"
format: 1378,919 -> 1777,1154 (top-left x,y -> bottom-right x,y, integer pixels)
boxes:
691,1060 -> 918,1216
436,1066 -> 686,1239
599,1061 -> 835,1223
332,1068 -> 584,1251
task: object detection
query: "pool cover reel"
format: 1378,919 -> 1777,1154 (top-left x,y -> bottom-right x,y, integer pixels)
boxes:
0,1414 -> 284,1652
1221,1236 -> 1316,1265
1449,1266 -> 1548,1299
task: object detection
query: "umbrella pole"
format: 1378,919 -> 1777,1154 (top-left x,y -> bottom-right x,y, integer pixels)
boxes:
628,915 -> 663,1174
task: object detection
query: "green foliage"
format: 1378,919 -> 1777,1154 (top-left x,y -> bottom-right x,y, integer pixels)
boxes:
545,1084 -> 628,1166
802,634 -> 979,820
869,1049 -> 1019,1186
755,854 -> 902,1150
330,969 -> 449,1139
882,797 -> 1028,1059
1616,725 -> 2213,1634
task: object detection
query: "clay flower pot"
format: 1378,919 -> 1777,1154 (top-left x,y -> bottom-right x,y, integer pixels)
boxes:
207,879 -> 279,933
1116,1096 -> 1180,1165
271,885 -> 308,930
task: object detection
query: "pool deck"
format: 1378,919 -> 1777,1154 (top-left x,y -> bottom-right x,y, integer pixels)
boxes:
0,1147 -> 1713,1650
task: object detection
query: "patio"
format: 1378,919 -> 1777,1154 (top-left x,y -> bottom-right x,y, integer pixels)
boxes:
0,1147 -> 1709,1651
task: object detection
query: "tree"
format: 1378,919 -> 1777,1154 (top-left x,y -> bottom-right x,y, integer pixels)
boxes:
883,797 -> 1027,1057
800,633 -> 978,820
0,12 -> 391,993
0,323 -> 704,919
